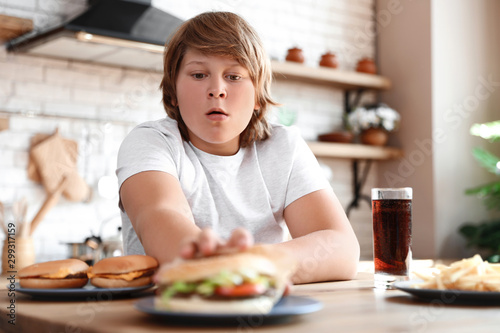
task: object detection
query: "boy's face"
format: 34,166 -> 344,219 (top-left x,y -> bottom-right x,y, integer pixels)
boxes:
175,49 -> 259,155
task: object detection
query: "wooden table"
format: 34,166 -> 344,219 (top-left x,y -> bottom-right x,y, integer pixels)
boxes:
1,270 -> 499,333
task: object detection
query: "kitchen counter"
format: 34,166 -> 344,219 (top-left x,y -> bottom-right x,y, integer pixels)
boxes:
1,269 -> 500,332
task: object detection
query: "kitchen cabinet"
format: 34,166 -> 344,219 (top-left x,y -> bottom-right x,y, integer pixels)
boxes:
271,60 -> 403,215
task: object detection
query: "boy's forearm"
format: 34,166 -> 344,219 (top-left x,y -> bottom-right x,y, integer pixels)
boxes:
134,208 -> 201,264
275,229 -> 360,284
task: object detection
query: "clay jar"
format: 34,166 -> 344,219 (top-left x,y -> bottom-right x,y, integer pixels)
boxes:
356,57 -> 377,74
286,47 -> 305,63
360,128 -> 388,146
319,52 -> 338,68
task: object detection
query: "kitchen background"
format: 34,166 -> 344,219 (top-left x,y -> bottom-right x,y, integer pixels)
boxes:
1,0 -> 499,266
0,0 -> 378,264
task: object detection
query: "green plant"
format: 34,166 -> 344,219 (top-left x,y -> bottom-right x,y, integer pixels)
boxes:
459,120 -> 500,262
459,219 -> 500,263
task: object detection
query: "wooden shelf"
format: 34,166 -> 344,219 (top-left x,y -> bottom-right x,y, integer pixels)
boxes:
307,141 -> 403,160
0,14 -> 33,42
272,59 -> 399,214
271,61 -> 399,160
271,60 -> 392,90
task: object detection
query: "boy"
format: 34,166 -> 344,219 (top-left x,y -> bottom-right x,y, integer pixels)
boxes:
117,11 -> 359,283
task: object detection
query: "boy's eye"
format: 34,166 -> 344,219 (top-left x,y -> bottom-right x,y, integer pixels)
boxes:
227,75 -> 241,81
192,73 -> 206,79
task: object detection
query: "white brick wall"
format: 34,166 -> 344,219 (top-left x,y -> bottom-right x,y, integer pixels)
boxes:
0,0 -> 377,262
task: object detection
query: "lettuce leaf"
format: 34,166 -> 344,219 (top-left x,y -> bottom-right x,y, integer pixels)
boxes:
160,269 -> 272,301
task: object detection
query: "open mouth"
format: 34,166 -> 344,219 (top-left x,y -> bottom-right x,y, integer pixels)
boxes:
206,109 -> 228,116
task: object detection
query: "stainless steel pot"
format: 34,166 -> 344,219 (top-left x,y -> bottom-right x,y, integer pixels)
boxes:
64,242 -> 95,265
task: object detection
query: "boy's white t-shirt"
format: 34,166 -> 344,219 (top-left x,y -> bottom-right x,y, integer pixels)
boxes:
116,117 -> 331,255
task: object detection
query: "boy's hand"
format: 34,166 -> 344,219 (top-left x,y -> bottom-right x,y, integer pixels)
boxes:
179,227 -> 253,259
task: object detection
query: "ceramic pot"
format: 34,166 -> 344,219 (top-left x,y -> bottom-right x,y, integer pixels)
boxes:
2,237 -> 35,274
318,131 -> 353,143
286,47 -> 305,63
319,52 -> 338,68
356,58 -> 377,74
360,128 -> 388,146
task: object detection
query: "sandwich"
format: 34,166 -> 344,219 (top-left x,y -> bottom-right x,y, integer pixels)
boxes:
154,245 -> 296,314
88,255 -> 159,288
18,258 -> 89,289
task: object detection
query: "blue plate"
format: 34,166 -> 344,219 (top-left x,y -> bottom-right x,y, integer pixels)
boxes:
15,282 -> 154,299
394,280 -> 500,304
134,295 -> 322,325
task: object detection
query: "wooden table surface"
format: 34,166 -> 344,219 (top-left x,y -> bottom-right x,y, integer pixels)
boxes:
1,269 -> 500,333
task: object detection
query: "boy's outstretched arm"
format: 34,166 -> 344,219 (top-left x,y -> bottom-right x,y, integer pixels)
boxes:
120,170 -> 254,263
122,171 -> 359,284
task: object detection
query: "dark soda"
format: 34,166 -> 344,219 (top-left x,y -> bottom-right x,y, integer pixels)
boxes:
372,199 -> 412,276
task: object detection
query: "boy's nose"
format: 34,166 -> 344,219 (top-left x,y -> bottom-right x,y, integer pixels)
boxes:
208,78 -> 227,98
208,89 -> 226,98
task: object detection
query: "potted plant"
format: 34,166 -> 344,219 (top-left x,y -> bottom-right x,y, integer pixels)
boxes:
345,103 -> 400,146
459,120 -> 500,262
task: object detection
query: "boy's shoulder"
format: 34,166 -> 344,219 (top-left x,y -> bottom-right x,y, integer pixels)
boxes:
122,117 -> 184,154
135,117 -> 179,133
268,122 -> 302,142
257,123 -> 303,152
130,117 -> 183,141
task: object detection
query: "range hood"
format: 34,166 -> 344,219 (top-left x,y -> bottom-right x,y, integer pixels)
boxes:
7,0 -> 183,71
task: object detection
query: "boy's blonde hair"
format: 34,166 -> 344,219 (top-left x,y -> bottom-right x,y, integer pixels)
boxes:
160,11 -> 278,147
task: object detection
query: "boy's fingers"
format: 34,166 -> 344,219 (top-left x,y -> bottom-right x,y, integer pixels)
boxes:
179,228 -> 253,259
283,281 -> 293,296
179,239 -> 198,259
198,228 -> 222,256
179,228 -> 216,258
226,227 -> 253,250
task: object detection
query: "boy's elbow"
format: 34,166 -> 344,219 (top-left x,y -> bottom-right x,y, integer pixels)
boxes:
342,256 -> 360,280
341,236 -> 361,280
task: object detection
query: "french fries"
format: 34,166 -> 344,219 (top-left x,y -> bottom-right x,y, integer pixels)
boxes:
413,255 -> 500,292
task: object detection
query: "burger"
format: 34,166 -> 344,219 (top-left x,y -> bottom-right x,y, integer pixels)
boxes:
88,255 -> 159,288
154,246 -> 296,314
18,258 -> 89,289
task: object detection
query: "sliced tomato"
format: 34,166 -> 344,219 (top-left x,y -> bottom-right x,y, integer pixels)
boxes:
214,283 -> 267,297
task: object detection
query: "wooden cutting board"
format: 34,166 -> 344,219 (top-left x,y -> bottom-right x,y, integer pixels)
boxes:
0,14 -> 33,42
28,132 -> 78,184
29,130 -> 90,202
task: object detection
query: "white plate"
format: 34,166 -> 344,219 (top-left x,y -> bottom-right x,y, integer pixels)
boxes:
134,295 -> 323,325
15,282 -> 154,299
393,280 -> 500,304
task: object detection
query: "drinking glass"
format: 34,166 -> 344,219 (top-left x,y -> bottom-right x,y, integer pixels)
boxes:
372,187 -> 412,289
